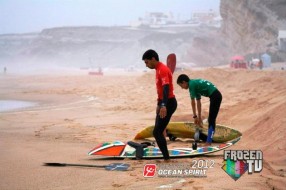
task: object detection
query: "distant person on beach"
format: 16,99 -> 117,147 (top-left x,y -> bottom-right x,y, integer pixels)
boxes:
177,74 -> 222,146
4,67 -> 7,74
258,59 -> 263,70
142,49 -> 177,161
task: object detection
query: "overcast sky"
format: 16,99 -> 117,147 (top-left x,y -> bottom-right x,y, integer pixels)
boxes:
0,0 -> 220,34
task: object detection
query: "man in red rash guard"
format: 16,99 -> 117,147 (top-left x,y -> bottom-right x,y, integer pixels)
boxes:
142,49 -> 177,161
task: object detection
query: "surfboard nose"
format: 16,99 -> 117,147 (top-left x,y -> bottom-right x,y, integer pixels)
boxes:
134,134 -> 143,140
88,141 -> 126,156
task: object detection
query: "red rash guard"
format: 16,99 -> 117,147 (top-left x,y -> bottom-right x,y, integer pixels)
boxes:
155,62 -> 175,101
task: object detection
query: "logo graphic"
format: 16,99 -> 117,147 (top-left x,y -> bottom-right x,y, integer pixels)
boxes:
143,161 -> 213,178
223,150 -> 263,181
222,158 -> 248,181
143,164 -> 156,177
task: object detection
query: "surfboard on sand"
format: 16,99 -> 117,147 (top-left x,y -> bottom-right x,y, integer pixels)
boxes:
88,137 -> 241,159
167,53 -> 176,73
134,122 -> 242,143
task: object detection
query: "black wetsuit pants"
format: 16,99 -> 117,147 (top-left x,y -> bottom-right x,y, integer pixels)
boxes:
209,90 -> 222,130
199,90 -> 222,142
153,98 -> 177,160
201,89 -> 222,143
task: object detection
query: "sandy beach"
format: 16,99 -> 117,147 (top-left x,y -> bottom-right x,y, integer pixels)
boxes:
0,67 -> 285,190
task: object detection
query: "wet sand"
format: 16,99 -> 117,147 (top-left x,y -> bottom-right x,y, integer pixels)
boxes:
0,68 -> 285,189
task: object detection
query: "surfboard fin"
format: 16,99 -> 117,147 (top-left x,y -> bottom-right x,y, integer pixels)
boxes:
127,141 -> 147,159
166,129 -> 177,141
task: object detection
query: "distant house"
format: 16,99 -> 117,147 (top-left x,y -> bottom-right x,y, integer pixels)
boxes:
191,9 -> 220,25
129,10 -> 220,28
129,12 -> 175,27
278,30 -> 286,52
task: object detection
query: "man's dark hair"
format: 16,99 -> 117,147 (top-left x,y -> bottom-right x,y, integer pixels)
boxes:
177,74 -> 190,84
142,49 -> 159,61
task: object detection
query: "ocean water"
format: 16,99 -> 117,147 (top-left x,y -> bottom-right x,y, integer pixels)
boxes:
0,100 -> 37,112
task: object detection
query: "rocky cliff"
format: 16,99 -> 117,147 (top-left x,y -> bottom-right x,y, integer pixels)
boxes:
220,0 -> 286,59
0,26 -> 203,70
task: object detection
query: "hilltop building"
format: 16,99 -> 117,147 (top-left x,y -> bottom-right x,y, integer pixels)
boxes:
130,10 -> 221,28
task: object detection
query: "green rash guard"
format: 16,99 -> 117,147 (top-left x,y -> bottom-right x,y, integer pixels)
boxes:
189,79 -> 217,99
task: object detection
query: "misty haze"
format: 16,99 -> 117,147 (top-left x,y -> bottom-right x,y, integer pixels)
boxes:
0,0 -> 284,74
0,1 -> 286,190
